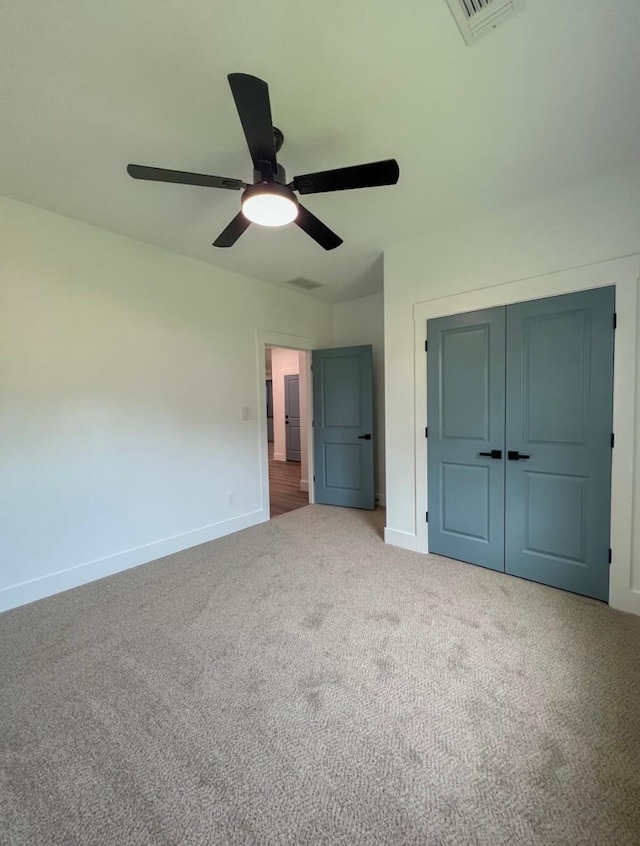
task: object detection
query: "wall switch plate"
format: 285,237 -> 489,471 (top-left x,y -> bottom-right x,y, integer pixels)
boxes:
241,406 -> 257,421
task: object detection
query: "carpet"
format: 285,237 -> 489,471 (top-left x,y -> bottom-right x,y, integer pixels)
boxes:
1,505 -> 639,845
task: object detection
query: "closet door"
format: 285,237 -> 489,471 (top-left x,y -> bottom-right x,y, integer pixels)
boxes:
427,308 -> 506,571
504,287 -> 615,601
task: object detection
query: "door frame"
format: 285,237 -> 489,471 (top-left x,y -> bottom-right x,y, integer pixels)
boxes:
413,255 -> 639,614
256,330 -> 317,515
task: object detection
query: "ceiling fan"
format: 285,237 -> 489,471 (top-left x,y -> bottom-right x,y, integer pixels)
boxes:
127,73 -> 400,251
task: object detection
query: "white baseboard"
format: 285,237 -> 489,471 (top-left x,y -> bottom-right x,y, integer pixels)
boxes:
274,452 -> 286,462
375,493 -> 386,507
610,587 -> 640,616
384,526 -> 418,552
0,509 -> 269,614
300,479 -> 309,492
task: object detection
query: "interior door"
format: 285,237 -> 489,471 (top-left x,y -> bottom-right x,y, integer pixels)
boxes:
427,308 -> 506,571
313,345 -> 374,509
284,374 -> 301,462
504,287 -> 615,601
266,379 -> 274,442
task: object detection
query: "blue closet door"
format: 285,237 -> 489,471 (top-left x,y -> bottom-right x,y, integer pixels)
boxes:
504,287 -> 615,601
313,345 -> 375,509
427,308 -> 506,571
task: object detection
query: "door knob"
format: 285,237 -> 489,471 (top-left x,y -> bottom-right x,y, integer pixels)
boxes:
358,433 -> 372,440
508,450 -> 530,460
479,450 -> 502,459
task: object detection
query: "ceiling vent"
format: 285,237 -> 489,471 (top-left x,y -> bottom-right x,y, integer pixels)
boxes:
285,277 -> 324,292
445,0 -> 525,45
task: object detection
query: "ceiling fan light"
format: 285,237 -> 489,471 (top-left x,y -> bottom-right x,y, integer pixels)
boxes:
241,183 -> 298,227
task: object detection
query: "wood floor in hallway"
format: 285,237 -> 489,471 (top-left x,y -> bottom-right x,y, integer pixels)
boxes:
268,441 -> 309,518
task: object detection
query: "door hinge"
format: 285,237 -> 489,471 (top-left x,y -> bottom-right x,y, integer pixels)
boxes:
425,427 -> 428,438
425,340 -> 428,352
425,511 -> 429,523
608,548 -> 612,564
613,313 -> 617,330
312,420 -> 314,428
611,432 -> 615,448
313,474 -> 316,482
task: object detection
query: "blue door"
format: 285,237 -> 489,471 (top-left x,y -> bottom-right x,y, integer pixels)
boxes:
266,379 -> 274,442
313,345 -> 375,510
427,308 -> 506,571
427,287 -> 614,601
504,287 -> 614,601
284,374 -> 301,462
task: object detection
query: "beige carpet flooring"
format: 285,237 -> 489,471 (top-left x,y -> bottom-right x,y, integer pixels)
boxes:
1,505 -> 640,845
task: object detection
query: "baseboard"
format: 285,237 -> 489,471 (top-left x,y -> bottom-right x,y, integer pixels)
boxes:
300,479 -> 309,492
609,587 -> 640,616
0,509 -> 269,614
384,526 -> 418,552
375,493 -> 386,507
274,452 -> 286,462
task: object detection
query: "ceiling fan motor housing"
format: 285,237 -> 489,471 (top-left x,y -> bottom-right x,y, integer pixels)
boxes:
273,126 -> 284,154
253,162 -> 287,186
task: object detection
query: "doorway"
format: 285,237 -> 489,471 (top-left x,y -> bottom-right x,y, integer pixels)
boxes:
265,346 -> 310,518
258,330 -> 379,520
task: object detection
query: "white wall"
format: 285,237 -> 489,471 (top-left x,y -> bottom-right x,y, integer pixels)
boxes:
0,197 -> 333,612
333,292 -> 385,504
383,164 -> 640,614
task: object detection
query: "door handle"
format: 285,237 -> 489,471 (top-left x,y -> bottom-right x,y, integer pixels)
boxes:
478,450 -> 502,459
358,433 -> 372,440
508,450 -> 530,460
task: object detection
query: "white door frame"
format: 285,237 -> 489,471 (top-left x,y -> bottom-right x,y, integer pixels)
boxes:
412,255 -> 640,614
256,330 -> 317,515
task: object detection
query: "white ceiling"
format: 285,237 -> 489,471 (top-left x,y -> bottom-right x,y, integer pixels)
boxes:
3,1 -> 640,302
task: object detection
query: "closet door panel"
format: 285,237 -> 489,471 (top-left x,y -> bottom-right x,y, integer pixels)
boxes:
504,287 -> 615,601
427,308 -> 506,571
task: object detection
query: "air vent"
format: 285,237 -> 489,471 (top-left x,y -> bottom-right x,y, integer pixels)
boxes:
285,277 -> 324,291
445,0 -> 525,45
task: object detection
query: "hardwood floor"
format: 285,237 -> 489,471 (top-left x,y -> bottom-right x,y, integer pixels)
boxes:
268,441 -> 308,518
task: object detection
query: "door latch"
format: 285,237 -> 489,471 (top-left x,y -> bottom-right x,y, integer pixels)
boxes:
478,449 -> 502,459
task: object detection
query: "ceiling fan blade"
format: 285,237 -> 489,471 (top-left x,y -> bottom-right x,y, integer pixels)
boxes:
227,73 -> 277,174
292,159 -> 400,195
213,212 -> 251,248
295,205 -> 343,251
127,164 -> 245,190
